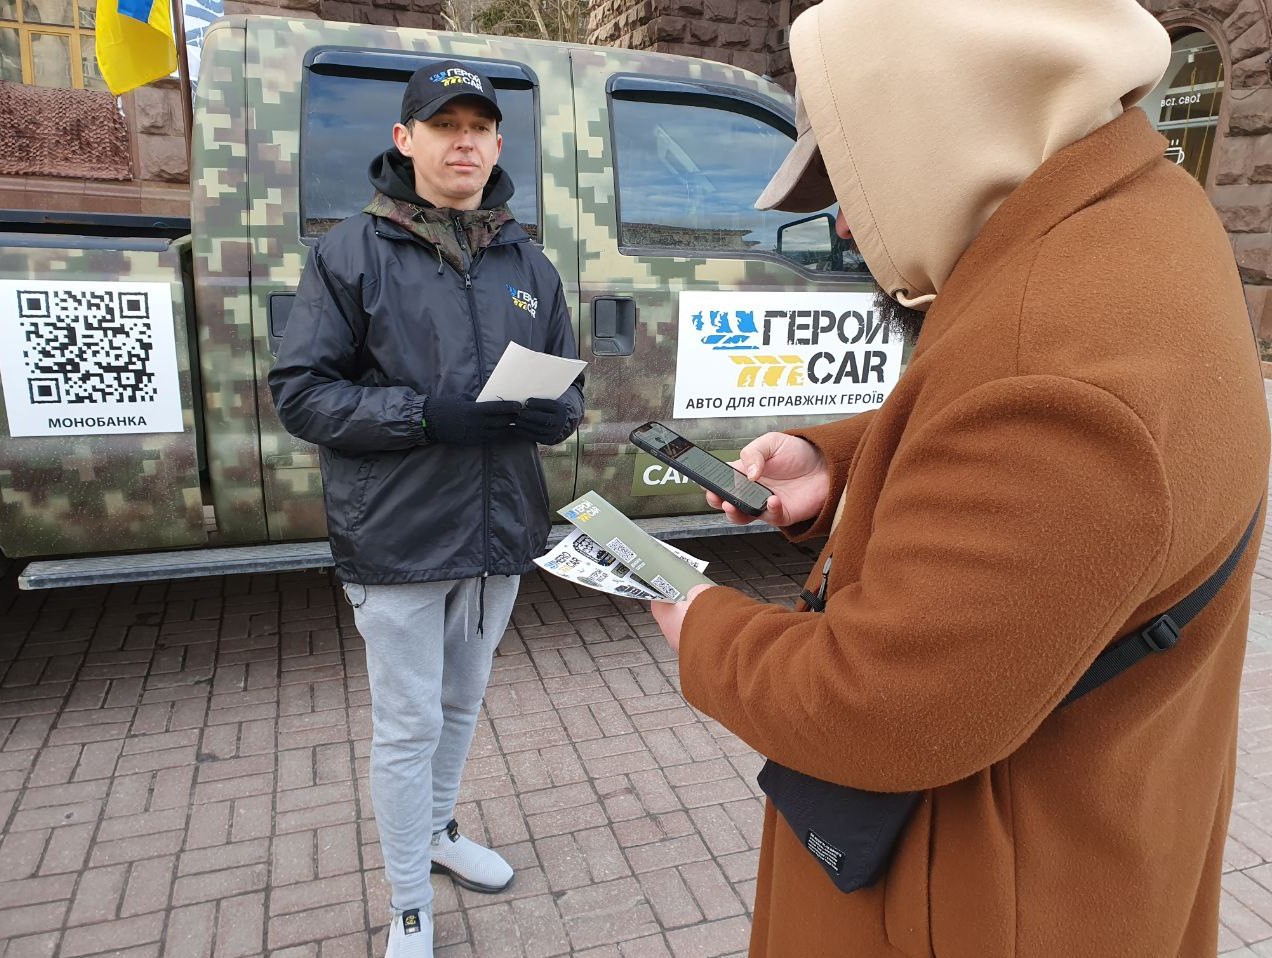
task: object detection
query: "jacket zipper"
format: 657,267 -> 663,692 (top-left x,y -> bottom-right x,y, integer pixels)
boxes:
454,216 -> 491,579
379,216 -> 517,581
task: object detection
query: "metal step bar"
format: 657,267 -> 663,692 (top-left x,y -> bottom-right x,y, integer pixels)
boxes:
17,513 -> 772,590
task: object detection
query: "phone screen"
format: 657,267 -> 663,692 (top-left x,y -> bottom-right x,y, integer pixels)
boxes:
634,423 -> 772,511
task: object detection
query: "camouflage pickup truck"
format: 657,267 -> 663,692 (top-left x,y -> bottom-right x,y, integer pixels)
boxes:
0,14 -> 903,588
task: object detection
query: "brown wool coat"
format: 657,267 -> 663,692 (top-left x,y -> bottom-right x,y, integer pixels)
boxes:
680,110 -> 1270,957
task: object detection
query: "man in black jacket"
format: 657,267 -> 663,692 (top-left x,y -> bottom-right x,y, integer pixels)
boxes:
269,61 -> 584,958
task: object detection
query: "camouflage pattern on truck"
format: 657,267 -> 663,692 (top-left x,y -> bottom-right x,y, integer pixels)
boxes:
227,16 -> 874,543
564,45 -> 874,521
0,14 -> 880,562
191,19 -> 263,546
235,17 -> 589,544
0,238 -> 204,556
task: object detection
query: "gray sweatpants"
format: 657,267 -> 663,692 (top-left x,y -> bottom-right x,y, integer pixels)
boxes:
346,575 -> 520,912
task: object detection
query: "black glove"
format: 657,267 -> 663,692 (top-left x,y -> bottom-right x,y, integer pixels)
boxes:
422,395 -> 520,446
512,397 -> 573,445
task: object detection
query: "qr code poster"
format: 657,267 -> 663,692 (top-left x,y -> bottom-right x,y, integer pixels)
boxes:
0,280 -> 184,437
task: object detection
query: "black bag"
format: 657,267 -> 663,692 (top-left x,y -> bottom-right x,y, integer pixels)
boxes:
757,760 -> 920,893
757,505 -> 1261,894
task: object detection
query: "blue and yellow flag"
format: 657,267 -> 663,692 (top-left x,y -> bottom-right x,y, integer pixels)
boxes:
95,0 -> 178,95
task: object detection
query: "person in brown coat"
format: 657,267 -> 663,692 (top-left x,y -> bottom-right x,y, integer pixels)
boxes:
650,1 -> 1271,955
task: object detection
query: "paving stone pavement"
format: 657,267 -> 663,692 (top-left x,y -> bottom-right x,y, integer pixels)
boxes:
0,529 -> 818,958
2,387 -> 1272,957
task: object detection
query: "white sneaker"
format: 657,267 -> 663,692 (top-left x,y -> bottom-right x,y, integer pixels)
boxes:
429,819 -> 514,893
384,907 -> 432,958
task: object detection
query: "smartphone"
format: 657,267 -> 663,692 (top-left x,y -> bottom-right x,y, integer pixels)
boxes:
629,421 -> 773,517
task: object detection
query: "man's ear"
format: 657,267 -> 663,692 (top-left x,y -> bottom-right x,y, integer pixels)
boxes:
494,132 -> 503,161
392,122 -> 413,157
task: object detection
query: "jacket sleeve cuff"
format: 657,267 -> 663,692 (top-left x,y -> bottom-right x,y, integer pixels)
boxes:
782,413 -> 876,540
409,394 -> 430,445
678,585 -> 767,719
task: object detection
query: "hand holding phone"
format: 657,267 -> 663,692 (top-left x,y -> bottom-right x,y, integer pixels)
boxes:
630,421 -> 774,517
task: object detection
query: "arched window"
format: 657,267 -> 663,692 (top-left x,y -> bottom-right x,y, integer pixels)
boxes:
1141,29 -> 1226,185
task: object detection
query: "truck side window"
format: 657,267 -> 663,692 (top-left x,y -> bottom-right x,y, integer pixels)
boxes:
610,93 -> 868,275
301,71 -> 540,241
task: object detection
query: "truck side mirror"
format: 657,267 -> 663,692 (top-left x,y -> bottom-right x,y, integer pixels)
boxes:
776,213 -> 837,272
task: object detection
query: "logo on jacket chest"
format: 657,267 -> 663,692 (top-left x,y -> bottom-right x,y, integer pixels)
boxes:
507,285 -> 538,319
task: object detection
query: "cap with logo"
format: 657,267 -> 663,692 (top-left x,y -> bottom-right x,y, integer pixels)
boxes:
754,87 -> 835,213
400,59 -> 503,125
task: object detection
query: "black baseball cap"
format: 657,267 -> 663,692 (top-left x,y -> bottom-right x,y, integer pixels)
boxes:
400,60 -> 502,125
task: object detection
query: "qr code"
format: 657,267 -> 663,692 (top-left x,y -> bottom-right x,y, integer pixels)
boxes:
17,288 -> 158,405
604,537 -> 639,565
649,576 -> 681,600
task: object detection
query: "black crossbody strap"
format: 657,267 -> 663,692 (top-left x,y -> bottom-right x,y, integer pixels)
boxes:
1059,502 -> 1263,710
799,555 -> 833,613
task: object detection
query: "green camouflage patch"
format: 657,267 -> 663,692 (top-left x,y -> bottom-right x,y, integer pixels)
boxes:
363,191 -> 515,273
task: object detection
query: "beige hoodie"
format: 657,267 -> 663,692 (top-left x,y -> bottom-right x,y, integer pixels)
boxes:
787,0 -> 1171,310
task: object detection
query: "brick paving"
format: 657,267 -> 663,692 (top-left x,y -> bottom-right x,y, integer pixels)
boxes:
2,387 -> 1272,957
0,530 -> 817,958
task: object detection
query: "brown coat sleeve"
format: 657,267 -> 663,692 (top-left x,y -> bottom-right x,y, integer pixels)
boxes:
679,376 -> 1171,793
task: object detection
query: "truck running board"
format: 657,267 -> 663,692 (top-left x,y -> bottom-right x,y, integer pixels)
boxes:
17,514 -> 773,590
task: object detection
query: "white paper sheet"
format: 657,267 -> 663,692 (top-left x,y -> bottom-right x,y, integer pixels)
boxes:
475,342 -> 587,403
534,529 -> 710,601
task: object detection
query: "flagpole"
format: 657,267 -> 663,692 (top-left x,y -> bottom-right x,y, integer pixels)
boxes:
170,0 -> 194,171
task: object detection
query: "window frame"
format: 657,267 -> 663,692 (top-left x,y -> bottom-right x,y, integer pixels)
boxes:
1144,16 -> 1232,194
605,73 -> 868,280
0,0 -> 102,89
297,46 -> 543,247
1155,30 -> 1224,185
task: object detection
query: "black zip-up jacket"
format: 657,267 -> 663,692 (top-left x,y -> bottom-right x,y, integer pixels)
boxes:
269,150 -> 584,584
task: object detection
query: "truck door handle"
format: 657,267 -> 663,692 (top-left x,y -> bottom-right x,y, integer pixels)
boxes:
268,292 -> 295,357
591,297 -> 636,357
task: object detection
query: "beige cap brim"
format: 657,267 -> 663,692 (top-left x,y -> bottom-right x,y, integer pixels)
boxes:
755,96 -> 837,212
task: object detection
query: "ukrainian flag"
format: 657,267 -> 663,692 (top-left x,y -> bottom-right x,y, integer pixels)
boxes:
95,0 -> 177,95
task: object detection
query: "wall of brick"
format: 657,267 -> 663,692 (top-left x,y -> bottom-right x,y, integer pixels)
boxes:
588,0 -> 774,80
586,0 -> 818,87
1139,0 -> 1272,337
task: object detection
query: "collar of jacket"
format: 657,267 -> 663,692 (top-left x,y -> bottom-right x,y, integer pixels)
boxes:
364,191 -> 519,274
913,108 -> 1167,353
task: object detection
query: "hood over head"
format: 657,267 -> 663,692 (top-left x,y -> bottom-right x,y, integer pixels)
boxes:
759,0 -> 1170,311
367,146 -> 515,211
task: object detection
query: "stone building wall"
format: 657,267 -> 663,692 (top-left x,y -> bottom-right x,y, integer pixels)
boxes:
589,0 -> 1272,336
0,79 -> 191,218
1140,0 -> 1272,337
587,0 -> 812,88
